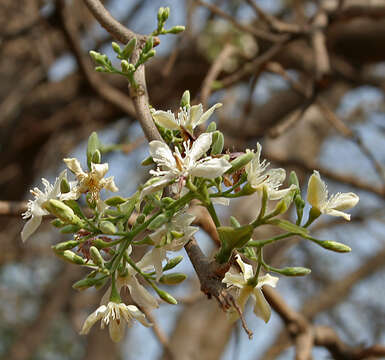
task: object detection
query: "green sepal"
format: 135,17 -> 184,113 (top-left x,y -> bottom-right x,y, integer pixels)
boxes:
163,255 -> 183,271
52,240 -> 79,252
72,275 -> 107,290
60,178 -> 70,194
211,131 -> 224,155
60,224 -> 81,234
141,156 -> 154,166
86,132 -> 100,170
180,90 -> 190,108
215,225 -> 254,263
121,38 -> 137,59
226,152 -> 254,174
159,273 -> 187,285
268,219 -> 308,237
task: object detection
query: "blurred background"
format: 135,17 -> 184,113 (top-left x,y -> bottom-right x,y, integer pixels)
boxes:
1,0 -> 385,359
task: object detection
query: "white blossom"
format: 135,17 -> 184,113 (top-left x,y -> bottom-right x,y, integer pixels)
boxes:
21,170 -> 67,242
307,170 -> 359,220
151,103 -> 222,136
145,211 -> 198,280
245,143 -> 295,200
223,254 -> 278,323
101,246 -> 159,311
62,158 -> 118,201
142,133 -> 231,197
80,301 -> 150,342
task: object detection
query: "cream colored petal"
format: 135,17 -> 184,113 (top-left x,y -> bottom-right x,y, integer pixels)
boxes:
197,103 -> 222,125
125,305 -> 151,327
64,158 -> 85,177
307,170 -> 328,209
188,104 -> 203,128
235,254 -> 254,282
328,192 -> 359,211
152,110 -> 179,130
149,141 -> 176,170
109,318 -> 126,342
21,215 -> 42,242
252,288 -> 271,323
223,272 -> 246,288
191,157 -> 231,179
140,175 -> 174,199
256,273 -> 279,289
323,208 -> 351,221
126,276 -> 159,310
103,176 -> 119,192
188,133 -> 212,162
91,162 -> 109,180
268,184 -> 297,201
79,305 -> 107,335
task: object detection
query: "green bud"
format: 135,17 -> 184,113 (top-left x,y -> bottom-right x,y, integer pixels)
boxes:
318,240 -> 351,253
155,287 -> 178,304
206,121 -> 217,132
73,276 -> 106,290
63,199 -> 85,219
180,90 -> 190,108
87,132 -> 100,170
99,221 -> 117,235
148,213 -> 169,230
161,7 -> 170,22
167,25 -> 185,34
60,178 -> 70,194
60,224 -> 81,234
226,152 -> 254,173
143,49 -> 156,61
89,50 -> 101,63
211,131 -> 224,155
119,192 -> 139,218
230,216 -> 241,228
121,60 -> 130,73
44,199 -> 82,225
90,246 -> 105,268
105,196 -> 127,206
95,66 -> 106,72
52,240 -> 79,252
159,273 -> 187,285
141,156 -> 154,166
268,219 -> 308,237
289,171 -> 300,189
271,266 -> 311,277
236,183 -> 257,196
157,7 -> 165,22
111,42 -> 121,54
163,256 -> 183,271
51,218 -> 65,228
170,230 -> 183,239
121,38 -> 137,59
60,250 -> 85,265
91,149 -> 101,164
92,238 -> 111,249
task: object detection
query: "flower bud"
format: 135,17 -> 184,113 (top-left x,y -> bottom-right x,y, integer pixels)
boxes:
211,131 -> 224,155
167,25 -> 185,34
52,240 -> 79,252
105,196 -> 127,206
111,42 -> 121,54
161,197 -> 175,207
206,121 -> 217,132
121,60 -> 130,73
143,37 -> 154,53
60,224 -> 81,234
272,266 -> 311,276
226,152 -> 254,173
90,246 -> 105,268
318,240 -> 351,253
60,250 -> 85,265
99,221 -> 117,235
163,256 -> 183,271
289,171 -> 300,189
159,273 -> 187,285
73,276 -> 106,290
154,287 -> 177,304
51,219 -> 65,228
92,238 -> 111,249
180,90 -> 190,108
43,199 -> 82,225
142,49 -> 156,61
60,177 -> 70,194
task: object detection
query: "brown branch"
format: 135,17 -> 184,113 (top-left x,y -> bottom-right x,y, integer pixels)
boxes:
0,200 -> 27,216
194,0 -> 282,42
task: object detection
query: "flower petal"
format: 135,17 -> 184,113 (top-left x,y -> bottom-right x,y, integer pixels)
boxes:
152,110 -> 179,130
125,305 -> 151,327
21,215 -> 42,242
307,170 -> 328,209
256,273 -> 279,289
149,141 -> 176,170
197,103 -> 222,125
126,276 -> 159,310
328,192 -> 359,211
64,158 -> 85,177
252,288 -> 272,323
235,254 -> 254,282
188,133 -> 212,162
79,305 -> 107,335
103,176 -> 119,192
188,104 -> 203,128
223,272 -> 246,288
191,157 -> 231,179
109,318 -> 126,342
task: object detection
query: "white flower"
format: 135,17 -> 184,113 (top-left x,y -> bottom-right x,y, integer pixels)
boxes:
62,158 -> 118,201
21,170 -> 67,242
101,247 -> 159,311
142,133 -> 231,197
223,254 -> 278,323
245,143 -> 295,200
145,211 -> 198,280
151,103 -> 222,136
307,170 -> 359,221
80,301 -> 150,342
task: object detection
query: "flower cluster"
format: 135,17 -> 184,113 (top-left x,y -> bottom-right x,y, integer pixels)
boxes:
21,90 -> 359,342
